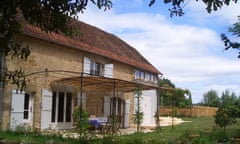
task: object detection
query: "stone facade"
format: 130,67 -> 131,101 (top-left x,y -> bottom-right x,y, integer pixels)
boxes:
1,19 -> 161,131
1,36 -> 137,130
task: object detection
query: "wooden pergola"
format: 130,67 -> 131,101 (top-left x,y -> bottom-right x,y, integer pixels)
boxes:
51,75 -> 159,93
50,73 -> 176,130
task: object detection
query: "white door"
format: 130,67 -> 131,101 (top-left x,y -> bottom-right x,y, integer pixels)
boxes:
141,96 -> 152,125
41,89 -> 52,130
141,90 -> 157,126
10,90 -> 25,130
124,99 -> 130,128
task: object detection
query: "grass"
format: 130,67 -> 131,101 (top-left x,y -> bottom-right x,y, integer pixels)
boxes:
1,117 -> 240,144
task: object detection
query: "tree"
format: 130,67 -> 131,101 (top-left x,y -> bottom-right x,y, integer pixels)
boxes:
221,90 -> 237,105
214,89 -> 239,133
158,78 -> 192,107
0,0 -> 112,57
73,106 -> 90,137
149,0 -> 238,16
149,0 -> 240,58
0,0 -> 112,89
134,87 -> 143,132
175,88 -> 192,108
220,90 -> 239,119
159,78 -> 175,106
221,17 -> 240,58
214,106 -> 236,133
202,89 -> 220,107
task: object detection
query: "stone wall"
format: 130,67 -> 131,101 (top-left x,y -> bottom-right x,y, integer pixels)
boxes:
2,36 -> 136,130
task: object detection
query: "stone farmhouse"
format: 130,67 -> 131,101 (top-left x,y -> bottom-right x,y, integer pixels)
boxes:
0,19 -> 162,131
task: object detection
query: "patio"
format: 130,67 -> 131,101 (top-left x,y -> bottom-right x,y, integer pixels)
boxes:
60,116 -> 190,139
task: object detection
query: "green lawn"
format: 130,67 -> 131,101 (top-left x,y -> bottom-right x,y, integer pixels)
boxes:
1,117 -> 240,144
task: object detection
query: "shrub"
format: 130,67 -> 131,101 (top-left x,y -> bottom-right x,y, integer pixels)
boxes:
15,123 -> 31,133
73,106 -> 90,138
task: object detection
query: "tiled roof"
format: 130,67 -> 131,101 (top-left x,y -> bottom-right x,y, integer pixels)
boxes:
22,20 -> 161,74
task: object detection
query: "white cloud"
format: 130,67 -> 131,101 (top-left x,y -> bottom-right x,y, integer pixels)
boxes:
186,1 -> 240,25
78,3 -> 240,103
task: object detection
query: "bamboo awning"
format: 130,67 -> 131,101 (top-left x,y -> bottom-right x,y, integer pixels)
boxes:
51,75 -> 159,93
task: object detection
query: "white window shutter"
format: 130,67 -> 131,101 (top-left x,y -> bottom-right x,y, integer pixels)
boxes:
41,89 -> 52,130
10,90 -> 25,131
124,99 -> 130,128
104,64 -> 114,78
103,96 -> 110,116
83,57 -> 90,75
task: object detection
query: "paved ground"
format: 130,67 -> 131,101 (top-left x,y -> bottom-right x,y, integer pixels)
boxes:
61,117 -> 190,138
120,117 -> 191,135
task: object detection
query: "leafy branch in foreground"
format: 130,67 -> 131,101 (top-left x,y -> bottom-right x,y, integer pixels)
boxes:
0,0 -> 112,90
149,0 -> 240,58
149,0 -> 238,17
221,16 -> 240,58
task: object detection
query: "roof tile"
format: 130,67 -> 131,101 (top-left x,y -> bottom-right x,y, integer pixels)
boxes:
22,20 -> 161,74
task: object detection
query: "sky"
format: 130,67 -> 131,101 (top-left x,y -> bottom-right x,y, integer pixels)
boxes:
77,0 -> 240,103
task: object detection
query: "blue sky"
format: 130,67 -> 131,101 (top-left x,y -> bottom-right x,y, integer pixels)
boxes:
78,0 -> 240,103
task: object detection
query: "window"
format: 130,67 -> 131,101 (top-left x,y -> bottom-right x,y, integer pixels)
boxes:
51,92 -> 72,123
51,92 -> 56,122
151,74 -> 157,83
66,93 -> 72,122
90,61 -> 101,76
135,69 -> 158,83
23,94 -> 30,119
145,72 -> 150,81
140,71 -> 144,79
83,57 -> 101,76
135,70 -> 141,79
58,92 -> 64,122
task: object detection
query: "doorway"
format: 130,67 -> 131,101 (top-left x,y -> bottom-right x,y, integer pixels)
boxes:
10,91 -> 34,130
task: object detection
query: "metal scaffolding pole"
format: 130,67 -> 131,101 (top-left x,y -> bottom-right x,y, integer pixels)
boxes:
0,49 -> 5,124
156,88 -> 161,128
79,73 -> 83,129
111,79 -> 116,133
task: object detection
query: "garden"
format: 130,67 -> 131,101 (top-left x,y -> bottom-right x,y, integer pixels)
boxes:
1,117 -> 240,144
